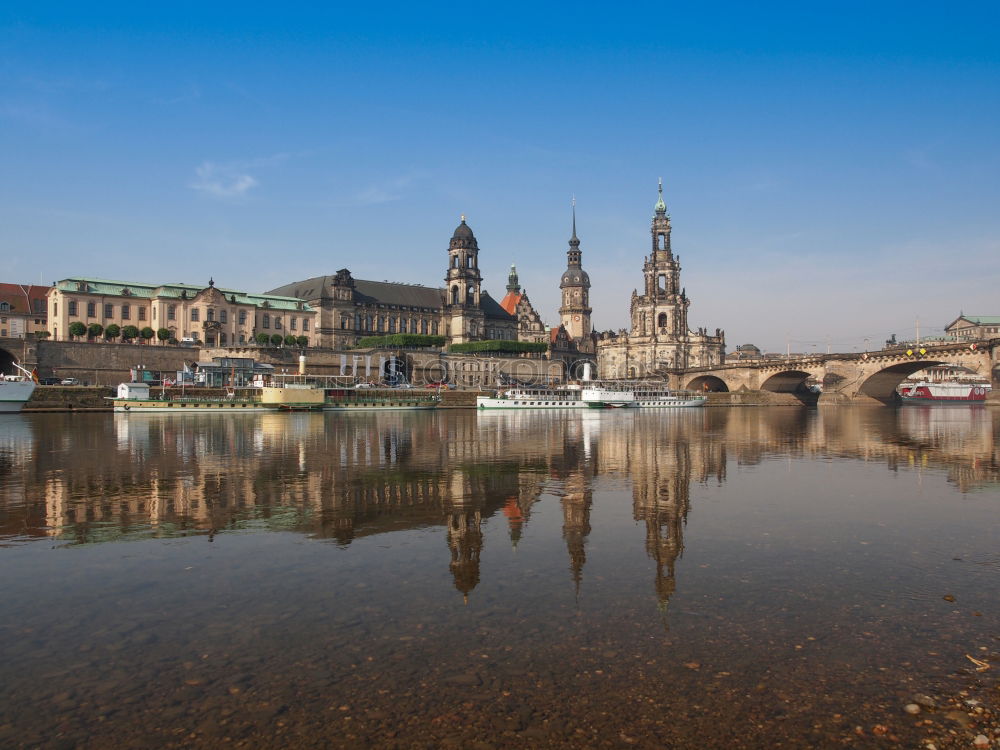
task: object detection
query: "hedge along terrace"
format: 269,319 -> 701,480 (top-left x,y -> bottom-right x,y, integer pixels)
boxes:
355,334 -> 447,349
449,340 -> 548,355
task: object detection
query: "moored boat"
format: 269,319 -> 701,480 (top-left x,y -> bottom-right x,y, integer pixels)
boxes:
899,381 -> 991,404
477,384 -> 589,409
321,386 -> 439,411
0,364 -> 37,414
109,381 -> 326,413
628,382 -> 707,408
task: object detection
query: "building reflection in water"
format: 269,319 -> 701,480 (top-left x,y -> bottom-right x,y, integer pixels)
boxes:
0,406 -> 998,607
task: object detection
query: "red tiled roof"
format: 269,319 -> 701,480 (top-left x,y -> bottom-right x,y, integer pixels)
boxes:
0,284 -> 49,313
499,290 -> 521,316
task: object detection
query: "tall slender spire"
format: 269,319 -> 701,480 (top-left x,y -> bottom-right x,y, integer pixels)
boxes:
569,195 -> 580,252
571,195 -> 578,242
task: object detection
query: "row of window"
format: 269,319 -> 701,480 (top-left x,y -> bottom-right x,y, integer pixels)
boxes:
260,314 -> 309,331
347,314 -> 439,335
60,300 -> 311,329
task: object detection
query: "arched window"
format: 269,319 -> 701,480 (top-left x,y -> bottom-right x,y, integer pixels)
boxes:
451,286 -> 459,305
452,256 -> 459,268
658,312 -> 668,328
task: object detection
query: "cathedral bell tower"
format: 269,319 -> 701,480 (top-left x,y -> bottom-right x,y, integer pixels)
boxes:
444,216 -> 485,344
558,199 -> 592,341
637,179 -> 689,340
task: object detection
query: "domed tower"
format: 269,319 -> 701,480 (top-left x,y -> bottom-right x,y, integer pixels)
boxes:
445,216 -> 482,307
444,215 -> 485,344
558,199 -> 592,341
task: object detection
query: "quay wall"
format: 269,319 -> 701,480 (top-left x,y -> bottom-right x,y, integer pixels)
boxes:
13,340 -> 197,386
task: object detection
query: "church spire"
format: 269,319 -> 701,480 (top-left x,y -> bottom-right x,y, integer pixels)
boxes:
567,196 -> 581,260
570,195 -> 579,245
654,177 -> 667,216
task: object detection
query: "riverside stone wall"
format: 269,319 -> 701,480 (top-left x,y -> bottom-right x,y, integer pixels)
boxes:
24,341 -> 198,385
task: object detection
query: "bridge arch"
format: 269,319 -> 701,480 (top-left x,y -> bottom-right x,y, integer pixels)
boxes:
857,360 -> 951,402
760,369 -> 815,394
685,375 -> 729,392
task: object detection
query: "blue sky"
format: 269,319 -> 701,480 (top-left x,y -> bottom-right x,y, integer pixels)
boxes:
2,2 -> 998,352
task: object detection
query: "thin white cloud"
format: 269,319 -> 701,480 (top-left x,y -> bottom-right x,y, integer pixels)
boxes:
355,186 -> 399,205
352,173 -> 423,206
189,161 -> 260,199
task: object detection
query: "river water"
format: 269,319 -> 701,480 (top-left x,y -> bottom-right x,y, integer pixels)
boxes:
0,407 -> 997,748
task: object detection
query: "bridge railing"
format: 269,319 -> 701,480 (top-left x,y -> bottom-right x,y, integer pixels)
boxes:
663,338 -> 996,374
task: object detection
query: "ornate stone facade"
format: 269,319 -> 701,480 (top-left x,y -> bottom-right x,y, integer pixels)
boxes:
498,265 -> 547,344
597,181 -> 725,378
268,218 -> 519,349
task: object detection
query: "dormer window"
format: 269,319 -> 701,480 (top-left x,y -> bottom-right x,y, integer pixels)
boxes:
0,302 -> 9,312
121,288 -> 132,296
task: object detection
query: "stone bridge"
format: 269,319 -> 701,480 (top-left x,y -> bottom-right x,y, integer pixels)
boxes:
668,339 -> 1000,404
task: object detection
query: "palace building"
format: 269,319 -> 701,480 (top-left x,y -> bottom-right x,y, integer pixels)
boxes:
597,181 -> 725,378
46,278 -> 316,345
269,217 -> 540,349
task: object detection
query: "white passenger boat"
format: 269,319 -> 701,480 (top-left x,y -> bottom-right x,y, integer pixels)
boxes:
628,382 -> 707,408
477,379 -> 706,410
477,381 -> 636,409
0,364 -> 38,414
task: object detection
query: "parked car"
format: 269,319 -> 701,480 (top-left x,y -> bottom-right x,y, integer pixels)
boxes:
60,378 -> 80,386
355,383 -> 375,389
428,382 -> 452,390
38,377 -> 61,386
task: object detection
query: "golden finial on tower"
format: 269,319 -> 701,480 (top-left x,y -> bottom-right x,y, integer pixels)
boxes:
460,213 -> 466,222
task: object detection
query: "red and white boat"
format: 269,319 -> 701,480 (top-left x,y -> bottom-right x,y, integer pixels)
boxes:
898,381 -> 991,404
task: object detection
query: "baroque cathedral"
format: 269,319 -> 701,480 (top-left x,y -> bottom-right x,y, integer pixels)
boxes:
596,181 -> 725,378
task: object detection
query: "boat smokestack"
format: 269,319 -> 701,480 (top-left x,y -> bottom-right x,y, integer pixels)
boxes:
298,355 -> 306,376
582,362 -> 593,382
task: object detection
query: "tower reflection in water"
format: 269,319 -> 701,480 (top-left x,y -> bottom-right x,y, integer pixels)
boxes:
1,406 -> 998,609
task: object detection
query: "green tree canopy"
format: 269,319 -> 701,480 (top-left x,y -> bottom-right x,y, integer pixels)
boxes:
104,324 -> 121,340
295,335 -> 308,347
255,332 -> 270,345
140,327 -> 155,342
270,333 -> 284,346
355,334 -> 446,349
87,323 -> 104,339
68,321 -> 87,339
156,327 -> 172,342
121,325 -> 140,341
449,340 -> 548,354
283,334 -> 297,346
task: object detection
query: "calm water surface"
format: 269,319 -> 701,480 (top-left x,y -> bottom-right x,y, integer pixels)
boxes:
0,407 -> 998,748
